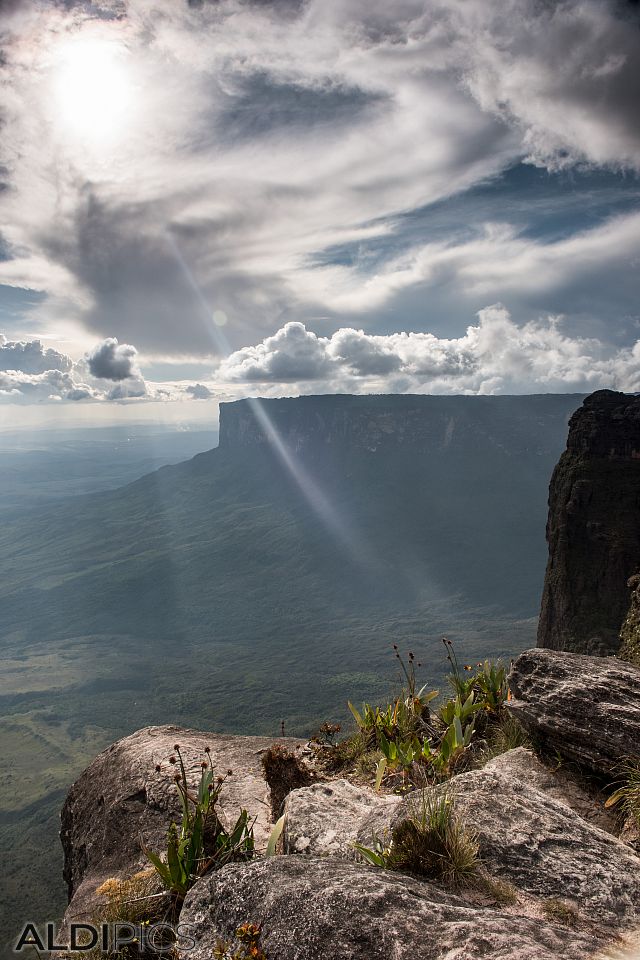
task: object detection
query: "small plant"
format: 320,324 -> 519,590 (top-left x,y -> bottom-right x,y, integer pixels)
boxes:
442,638 -> 508,716
213,922 -> 268,960
143,745 -> 255,902
477,714 -> 530,765
356,788 -> 479,887
323,644 -> 511,790
348,649 -> 438,751
311,721 -> 342,746
605,758 -> 640,826
475,873 -> 518,905
542,898 -> 580,928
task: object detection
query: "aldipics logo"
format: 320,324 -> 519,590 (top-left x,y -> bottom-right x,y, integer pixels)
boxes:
14,921 -> 196,954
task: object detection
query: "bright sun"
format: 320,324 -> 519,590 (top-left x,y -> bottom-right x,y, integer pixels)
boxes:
52,37 -> 132,145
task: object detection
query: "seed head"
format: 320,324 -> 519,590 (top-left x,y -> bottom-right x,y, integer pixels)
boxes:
169,755 -> 177,765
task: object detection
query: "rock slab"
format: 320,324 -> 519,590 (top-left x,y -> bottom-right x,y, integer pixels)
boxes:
508,647 -> 640,774
179,856 -> 600,960
60,725 -> 304,926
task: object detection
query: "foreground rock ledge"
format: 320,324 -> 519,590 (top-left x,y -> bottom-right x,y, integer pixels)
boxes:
179,856 -> 600,960
60,725 -> 304,929
507,648 -> 640,774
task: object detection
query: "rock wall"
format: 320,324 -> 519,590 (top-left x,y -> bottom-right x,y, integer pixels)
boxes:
537,390 -> 640,654
218,393 -> 582,456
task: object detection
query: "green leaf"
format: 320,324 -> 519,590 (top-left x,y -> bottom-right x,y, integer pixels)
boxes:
353,843 -> 386,868
453,715 -> 464,746
266,814 -> 286,857
374,757 -> 387,792
347,701 -> 364,728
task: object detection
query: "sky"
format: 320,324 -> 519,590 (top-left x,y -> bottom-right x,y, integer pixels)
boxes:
0,0 -> 639,428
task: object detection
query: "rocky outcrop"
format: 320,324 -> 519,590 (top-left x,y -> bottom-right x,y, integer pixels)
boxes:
179,856 -> 600,960
60,725 -> 305,928
537,390 -> 640,655
281,762 -> 640,935
507,648 -> 640,775
485,747 -> 616,833
58,646 -> 640,960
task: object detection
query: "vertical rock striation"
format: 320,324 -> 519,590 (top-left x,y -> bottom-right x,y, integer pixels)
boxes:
538,390 -> 640,654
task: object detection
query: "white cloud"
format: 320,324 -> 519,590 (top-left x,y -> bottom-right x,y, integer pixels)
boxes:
0,368 -> 99,403
0,334 -> 72,373
1,0 -> 638,360
219,306 -> 640,395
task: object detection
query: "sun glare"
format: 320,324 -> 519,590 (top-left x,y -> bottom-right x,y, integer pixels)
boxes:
52,37 -> 132,145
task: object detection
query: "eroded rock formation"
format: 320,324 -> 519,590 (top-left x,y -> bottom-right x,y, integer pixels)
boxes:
60,725 -> 306,929
537,390 -> 640,655
57,648 -> 640,959
507,648 -> 640,774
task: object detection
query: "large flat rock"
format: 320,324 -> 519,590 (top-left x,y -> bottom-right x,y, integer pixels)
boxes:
179,856 -> 600,960
60,725 -> 304,927
284,757 -> 640,937
507,648 -> 640,774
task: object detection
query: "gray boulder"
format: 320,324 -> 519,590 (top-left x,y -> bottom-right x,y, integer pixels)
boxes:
507,648 -> 640,774
283,778 -> 401,856
60,725 -> 304,928
285,761 -> 640,933
443,767 -> 640,931
485,747 -> 616,833
179,856 -> 600,960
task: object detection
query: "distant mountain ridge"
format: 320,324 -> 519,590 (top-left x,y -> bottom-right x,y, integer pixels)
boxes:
219,393 -> 582,457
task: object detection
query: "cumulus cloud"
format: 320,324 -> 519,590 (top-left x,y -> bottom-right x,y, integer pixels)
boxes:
0,368 -> 99,403
0,331 -> 154,403
87,337 -> 140,381
220,322 -> 334,382
0,0 -> 638,359
0,335 -> 72,373
186,383 -> 213,399
219,306 -> 640,395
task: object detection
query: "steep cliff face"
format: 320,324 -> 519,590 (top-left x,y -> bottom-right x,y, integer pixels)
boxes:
537,390 -> 640,655
219,393 -> 581,457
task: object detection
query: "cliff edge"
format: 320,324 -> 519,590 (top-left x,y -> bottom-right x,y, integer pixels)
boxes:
537,389 -> 640,655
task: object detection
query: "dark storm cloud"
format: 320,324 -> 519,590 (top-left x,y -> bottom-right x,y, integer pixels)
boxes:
87,337 -> 139,380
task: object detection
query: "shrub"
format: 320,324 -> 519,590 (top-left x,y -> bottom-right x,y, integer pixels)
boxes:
262,743 -> 314,819
143,745 -> 254,902
356,788 -> 479,887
